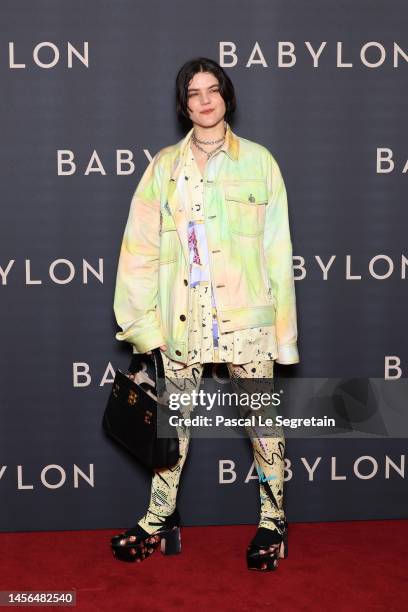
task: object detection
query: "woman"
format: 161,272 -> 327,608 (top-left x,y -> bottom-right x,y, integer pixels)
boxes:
110,57 -> 299,571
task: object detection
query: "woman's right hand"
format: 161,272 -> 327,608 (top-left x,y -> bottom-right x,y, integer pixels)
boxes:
126,345 -> 167,380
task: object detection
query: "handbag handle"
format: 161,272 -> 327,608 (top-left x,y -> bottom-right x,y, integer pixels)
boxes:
151,347 -> 166,397
128,347 -> 167,397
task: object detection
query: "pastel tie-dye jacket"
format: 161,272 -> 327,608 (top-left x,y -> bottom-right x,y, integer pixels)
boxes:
113,123 -> 299,365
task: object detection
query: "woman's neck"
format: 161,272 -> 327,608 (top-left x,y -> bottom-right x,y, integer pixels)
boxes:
192,118 -> 226,142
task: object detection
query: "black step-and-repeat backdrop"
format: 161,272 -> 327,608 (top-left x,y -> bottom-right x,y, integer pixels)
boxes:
1,1 -> 407,531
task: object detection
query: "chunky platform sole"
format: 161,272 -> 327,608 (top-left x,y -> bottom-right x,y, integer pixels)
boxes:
247,527 -> 288,571
112,526 -> 181,562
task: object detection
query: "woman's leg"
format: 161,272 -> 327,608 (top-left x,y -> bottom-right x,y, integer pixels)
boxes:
137,353 -> 205,533
226,360 -> 286,531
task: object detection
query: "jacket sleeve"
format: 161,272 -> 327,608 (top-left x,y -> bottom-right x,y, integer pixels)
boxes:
264,152 -> 300,365
113,153 -> 166,354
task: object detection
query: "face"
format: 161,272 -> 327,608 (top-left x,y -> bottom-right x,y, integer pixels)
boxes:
186,71 -> 226,128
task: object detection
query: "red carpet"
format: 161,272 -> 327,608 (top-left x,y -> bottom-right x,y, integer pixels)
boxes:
2,520 -> 407,611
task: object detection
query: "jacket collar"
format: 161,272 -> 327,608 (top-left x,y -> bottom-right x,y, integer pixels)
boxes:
170,121 -> 239,180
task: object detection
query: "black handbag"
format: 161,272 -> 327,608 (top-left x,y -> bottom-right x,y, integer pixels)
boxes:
102,347 -> 180,470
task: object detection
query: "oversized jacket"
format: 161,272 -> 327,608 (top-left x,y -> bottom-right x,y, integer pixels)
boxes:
113,123 -> 299,365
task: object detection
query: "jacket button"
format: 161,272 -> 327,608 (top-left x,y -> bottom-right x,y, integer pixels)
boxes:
183,279 -> 188,286
179,314 -> 186,321
175,350 -> 181,356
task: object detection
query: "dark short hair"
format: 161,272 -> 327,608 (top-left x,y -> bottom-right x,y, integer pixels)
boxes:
175,57 -> 236,124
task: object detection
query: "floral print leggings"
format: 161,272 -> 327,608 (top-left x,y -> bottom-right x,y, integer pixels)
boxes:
137,354 -> 286,536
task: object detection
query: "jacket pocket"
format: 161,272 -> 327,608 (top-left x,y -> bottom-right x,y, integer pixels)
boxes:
159,205 -> 179,264
224,180 -> 268,236
159,229 -> 178,264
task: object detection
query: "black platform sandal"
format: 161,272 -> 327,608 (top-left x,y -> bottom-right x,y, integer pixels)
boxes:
246,518 -> 288,571
110,508 -> 180,547
110,509 -> 181,563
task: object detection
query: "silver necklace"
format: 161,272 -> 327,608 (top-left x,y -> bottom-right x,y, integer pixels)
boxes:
192,131 -> 225,160
193,133 -> 225,145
